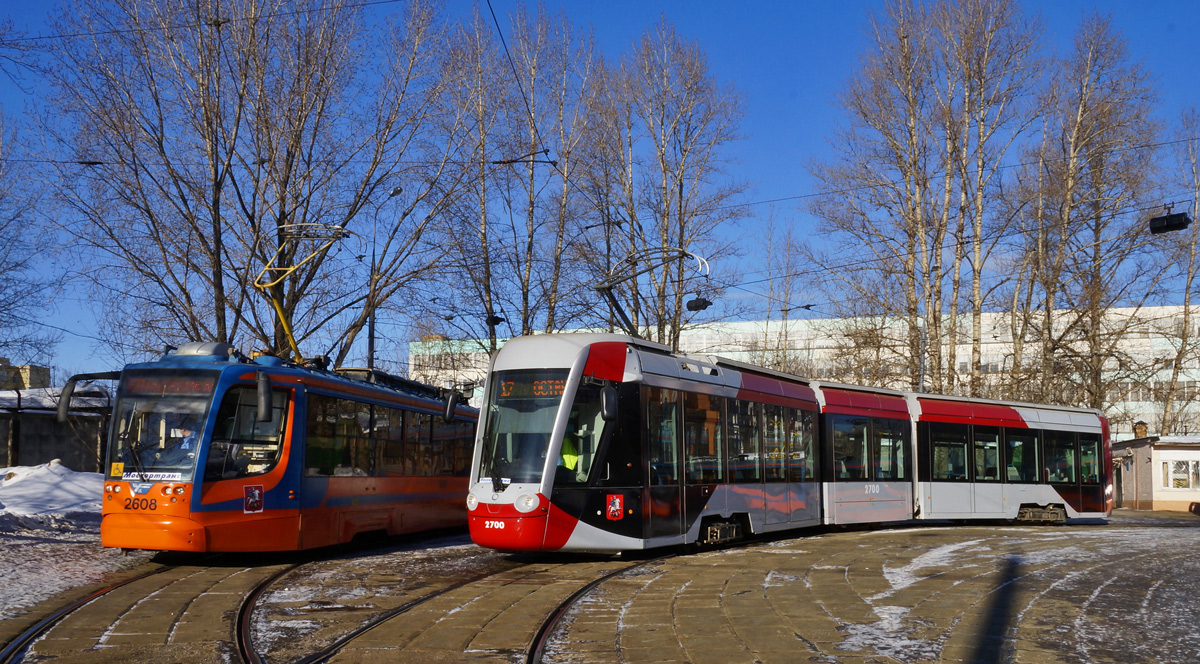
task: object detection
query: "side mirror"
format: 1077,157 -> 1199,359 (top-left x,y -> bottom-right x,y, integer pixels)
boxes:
256,371 -> 272,422
57,371 -> 121,422
600,385 -> 618,422
443,391 -> 461,423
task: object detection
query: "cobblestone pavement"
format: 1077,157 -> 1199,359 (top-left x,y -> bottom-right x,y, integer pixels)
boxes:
544,510 -> 1200,664
7,511 -> 1198,663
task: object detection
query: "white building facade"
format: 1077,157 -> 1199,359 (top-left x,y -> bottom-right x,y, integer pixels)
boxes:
409,305 -> 1200,441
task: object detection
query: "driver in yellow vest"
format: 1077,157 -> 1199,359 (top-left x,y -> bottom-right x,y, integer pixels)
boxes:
560,434 -> 579,471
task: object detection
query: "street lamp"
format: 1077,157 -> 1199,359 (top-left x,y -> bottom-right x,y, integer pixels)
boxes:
1149,211 -> 1192,234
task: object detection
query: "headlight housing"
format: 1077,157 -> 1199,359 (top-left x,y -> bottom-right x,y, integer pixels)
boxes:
514,492 -> 539,513
466,493 -> 479,510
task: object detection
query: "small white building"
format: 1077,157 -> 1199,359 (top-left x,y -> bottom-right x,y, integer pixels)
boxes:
1113,435 -> 1200,513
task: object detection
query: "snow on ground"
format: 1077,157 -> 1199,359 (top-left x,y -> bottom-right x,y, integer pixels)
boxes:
0,461 -> 153,622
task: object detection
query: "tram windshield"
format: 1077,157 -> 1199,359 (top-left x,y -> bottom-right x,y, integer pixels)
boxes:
106,371 -> 217,482
479,369 -> 569,485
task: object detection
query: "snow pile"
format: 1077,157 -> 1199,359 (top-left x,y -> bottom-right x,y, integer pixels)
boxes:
0,460 -> 151,621
0,459 -> 103,524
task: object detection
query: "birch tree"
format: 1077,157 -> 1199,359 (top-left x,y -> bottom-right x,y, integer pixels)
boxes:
1014,13 -> 1161,408
626,18 -> 745,349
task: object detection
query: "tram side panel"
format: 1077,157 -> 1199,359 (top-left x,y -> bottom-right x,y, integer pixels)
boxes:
819,389 -> 915,526
298,390 -> 472,550
915,398 -> 1111,522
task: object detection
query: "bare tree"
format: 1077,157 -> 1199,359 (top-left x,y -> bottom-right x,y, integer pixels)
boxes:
41,0 -> 466,365
1012,13 -> 1161,408
805,0 -> 940,391
436,6 -> 511,353
625,18 -> 746,349
0,112 -> 59,360
1153,110 -> 1200,433
933,0 -> 1040,396
0,17 -> 39,86
493,6 -> 597,335
806,0 -> 1041,395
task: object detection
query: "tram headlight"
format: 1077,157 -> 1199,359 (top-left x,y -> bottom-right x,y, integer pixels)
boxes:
175,486 -> 186,495
466,493 -> 479,511
514,493 -> 539,513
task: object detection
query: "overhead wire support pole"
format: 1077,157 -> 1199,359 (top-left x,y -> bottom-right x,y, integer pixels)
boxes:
591,247 -> 710,339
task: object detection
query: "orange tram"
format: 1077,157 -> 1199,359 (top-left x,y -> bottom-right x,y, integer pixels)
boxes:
60,342 -> 476,552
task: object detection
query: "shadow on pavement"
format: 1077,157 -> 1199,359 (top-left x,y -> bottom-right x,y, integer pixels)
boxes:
970,555 -> 1021,664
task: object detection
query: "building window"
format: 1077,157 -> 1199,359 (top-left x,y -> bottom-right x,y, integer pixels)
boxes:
1162,460 -> 1200,489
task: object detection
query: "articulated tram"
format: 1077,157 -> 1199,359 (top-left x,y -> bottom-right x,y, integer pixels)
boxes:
466,333 -> 1112,553
60,342 -> 476,552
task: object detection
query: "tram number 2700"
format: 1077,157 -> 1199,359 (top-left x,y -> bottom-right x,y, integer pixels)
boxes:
124,497 -> 158,511
484,520 -> 505,529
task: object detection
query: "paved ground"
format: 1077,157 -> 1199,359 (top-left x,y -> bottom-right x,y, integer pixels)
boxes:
544,510 -> 1200,664
7,510 -> 1199,663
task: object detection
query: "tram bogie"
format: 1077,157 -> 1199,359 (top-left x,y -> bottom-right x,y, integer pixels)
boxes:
64,341 -> 477,553
467,333 -> 1113,553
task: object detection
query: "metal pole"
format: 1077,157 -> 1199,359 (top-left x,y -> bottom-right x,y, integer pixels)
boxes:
368,217 -> 377,371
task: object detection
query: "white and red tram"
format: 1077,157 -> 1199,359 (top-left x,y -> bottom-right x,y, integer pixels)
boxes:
466,334 -> 1112,552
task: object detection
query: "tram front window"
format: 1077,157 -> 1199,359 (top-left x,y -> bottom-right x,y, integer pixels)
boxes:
107,371 -> 217,482
479,369 -> 569,485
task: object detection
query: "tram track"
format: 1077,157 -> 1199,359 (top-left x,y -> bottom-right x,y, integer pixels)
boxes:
7,538 -> 676,663
248,548 -> 678,663
524,554 -> 673,664
0,566 -> 176,664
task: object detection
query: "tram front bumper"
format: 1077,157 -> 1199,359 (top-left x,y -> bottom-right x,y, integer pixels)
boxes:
468,512 -> 549,551
101,513 -> 207,552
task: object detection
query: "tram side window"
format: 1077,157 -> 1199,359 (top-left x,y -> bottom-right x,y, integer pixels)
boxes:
1079,434 -> 1101,484
728,400 -> 761,482
305,394 -> 342,476
788,409 -> 816,482
205,386 -> 289,481
1043,430 -> 1077,483
378,407 -> 407,476
408,412 -> 433,476
930,422 -> 970,481
454,421 -> 474,477
595,382 -> 643,487
332,399 -> 371,476
1005,429 -> 1039,482
646,387 -> 680,485
432,418 -> 457,475
762,405 -> 788,482
874,417 -> 909,480
973,426 -> 1001,482
683,392 -> 724,484
830,414 -> 868,480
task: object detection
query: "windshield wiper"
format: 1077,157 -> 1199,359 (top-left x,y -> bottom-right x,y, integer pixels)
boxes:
119,431 -> 150,482
485,446 -> 509,494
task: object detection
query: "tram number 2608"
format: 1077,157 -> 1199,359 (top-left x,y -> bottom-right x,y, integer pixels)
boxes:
124,497 -> 158,511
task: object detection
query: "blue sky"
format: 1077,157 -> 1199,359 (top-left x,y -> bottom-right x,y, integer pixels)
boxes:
3,0 -> 1199,377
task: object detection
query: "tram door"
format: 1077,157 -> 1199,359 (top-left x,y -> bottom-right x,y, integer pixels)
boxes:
646,386 -> 684,539
683,392 -> 724,534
